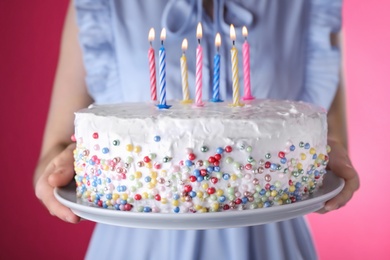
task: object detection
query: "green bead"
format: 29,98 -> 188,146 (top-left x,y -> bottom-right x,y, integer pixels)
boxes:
292,171 -> 299,177
299,141 -> 305,148
149,153 -> 157,159
126,156 -> 134,163
113,140 -> 120,146
246,146 -> 252,153
129,175 -> 135,181
137,206 -> 144,212
225,157 -> 233,164
163,156 -> 171,163
201,146 -> 209,152
210,195 -> 217,201
227,187 -> 235,195
265,153 -> 271,159
130,186 -> 136,192
216,172 -> 222,179
247,156 -> 255,163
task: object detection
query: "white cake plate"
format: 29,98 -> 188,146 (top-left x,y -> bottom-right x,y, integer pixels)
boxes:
54,172 -> 344,230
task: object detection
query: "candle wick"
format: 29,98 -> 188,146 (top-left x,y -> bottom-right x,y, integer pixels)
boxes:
233,40 -> 235,46
198,39 -> 201,45
217,46 -> 220,53
150,41 -> 153,47
161,40 -> 164,45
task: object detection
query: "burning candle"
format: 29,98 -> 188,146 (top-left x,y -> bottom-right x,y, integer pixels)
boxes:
180,38 -> 192,104
211,33 -> 223,102
195,22 -> 204,107
148,28 -> 157,101
157,28 -> 171,109
230,24 -> 243,107
242,26 -> 254,101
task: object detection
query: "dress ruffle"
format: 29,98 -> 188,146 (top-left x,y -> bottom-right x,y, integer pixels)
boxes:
74,0 -> 122,104
302,0 -> 342,110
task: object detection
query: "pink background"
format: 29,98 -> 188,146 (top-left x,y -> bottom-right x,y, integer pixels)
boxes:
1,1 -> 389,259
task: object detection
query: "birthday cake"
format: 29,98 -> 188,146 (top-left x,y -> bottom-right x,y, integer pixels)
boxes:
73,99 -> 330,213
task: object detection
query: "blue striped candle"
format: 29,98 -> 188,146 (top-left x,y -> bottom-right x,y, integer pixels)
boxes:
157,28 -> 171,109
211,33 -> 223,102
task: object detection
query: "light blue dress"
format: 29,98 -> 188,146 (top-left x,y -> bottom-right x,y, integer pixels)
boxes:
74,0 -> 341,259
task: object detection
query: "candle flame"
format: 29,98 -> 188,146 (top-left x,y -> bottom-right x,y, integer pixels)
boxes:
160,28 -> 166,41
230,24 -> 236,41
242,26 -> 248,37
182,38 -> 188,51
148,28 -> 155,42
196,22 -> 203,39
215,33 -> 221,47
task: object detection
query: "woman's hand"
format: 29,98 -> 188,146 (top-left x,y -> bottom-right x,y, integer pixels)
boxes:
319,138 -> 360,213
35,143 -> 80,223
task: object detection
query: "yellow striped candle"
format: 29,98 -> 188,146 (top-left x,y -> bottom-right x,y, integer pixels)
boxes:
230,24 -> 243,107
180,38 -> 192,103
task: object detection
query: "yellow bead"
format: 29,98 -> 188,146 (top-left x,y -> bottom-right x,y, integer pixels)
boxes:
161,198 -> 167,204
134,145 -> 142,153
90,194 -> 96,201
105,200 -> 112,206
271,190 -> 278,197
199,208 -> 207,213
300,153 -> 306,160
202,183 -> 209,190
160,170 -> 167,177
147,183 -> 155,189
282,193 -> 289,200
197,191 -> 204,199
103,165 -> 109,171
134,171 -> 142,179
181,197 -> 186,202
258,202 -> 263,208
150,171 -> 158,179
172,200 -> 179,206
212,203 -> 219,211
310,148 -> 316,155
126,144 -> 134,152
120,193 -> 128,200
216,189 -> 224,197
277,199 -> 283,205
326,145 -> 331,153
289,186 -> 296,192
318,154 -> 325,160
145,162 -> 152,169
297,163 -> 303,170
112,193 -> 119,200
150,178 -> 157,185
194,204 -> 202,210
231,174 -> 237,181
142,192 -> 149,199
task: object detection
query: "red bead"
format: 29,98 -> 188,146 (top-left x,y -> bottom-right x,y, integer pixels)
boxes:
278,151 -> 285,158
184,185 -> 192,193
245,164 -> 252,170
134,194 -> 142,200
207,187 -> 216,194
304,187 -> 308,193
225,146 -> 232,153
200,169 -> 207,176
265,183 -> 271,190
124,204 -> 132,211
119,173 -> 126,180
210,177 -> 218,184
143,156 -> 151,163
97,200 -> 103,207
189,176 -> 197,182
290,197 -> 297,203
213,161 -> 220,166
214,154 -> 222,160
188,153 -> 196,161
223,204 -> 230,210
289,180 -> 293,186
265,161 -> 271,168
155,194 -> 161,201
235,198 -> 242,205
154,163 -> 162,169
208,156 -> 216,163
91,155 -> 98,161
87,181 -> 90,186
92,132 -> 99,139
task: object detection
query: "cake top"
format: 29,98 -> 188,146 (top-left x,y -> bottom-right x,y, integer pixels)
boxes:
77,99 -> 326,120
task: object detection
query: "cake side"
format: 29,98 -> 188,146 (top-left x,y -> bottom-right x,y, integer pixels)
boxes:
73,100 -> 329,213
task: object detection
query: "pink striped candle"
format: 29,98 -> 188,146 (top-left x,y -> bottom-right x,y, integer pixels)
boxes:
242,26 -> 254,101
148,28 -> 157,101
195,22 -> 204,107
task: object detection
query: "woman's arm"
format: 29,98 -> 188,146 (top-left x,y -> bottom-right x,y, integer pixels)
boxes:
34,1 -> 93,223
321,33 -> 360,212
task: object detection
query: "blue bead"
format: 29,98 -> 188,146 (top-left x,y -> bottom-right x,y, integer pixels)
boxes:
103,202 -> 108,208
242,197 -> 248,204
214,166 -> 220,172
264,201 -> 271,208
92,181 -> 97,187
102,147 -> 109,154
290,145 -> 295,151
295,182 -> 302,188
97,178 -> 102,185
116,186 -> 122,192
86,176 -> 90,181
270,163 -> 277,170
312,154 -> 317,159
216,147 -> 224,154
144,207 -> 152,212
314,170 -> 320,177
304,143 -> 310,149
207,166 -> 214,173
218,195 -> 226,203
106,194 -> 112,200
193,169 -> 201,177
280,158 -> 287,164
185,160 -> 193,166
120,199 -> 127,205
222,173 -> 230,180
270,185 -> 276,190
173,194 -> 180,200
259,189 -> 266,195
144,176 -> 152,183
89,159 -> 95,165
114,204 -> 120,210
106,178 -> 111,183
121,185 -> 127,191
94,199 -> 99,205
97,169 -> 102,175
197,176 -> 204,182
173,207 -> 180,213
154,136 -> 161,142
189,191 -> 196,198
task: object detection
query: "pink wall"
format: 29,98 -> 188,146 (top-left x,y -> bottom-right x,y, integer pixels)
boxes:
0,1 -> 389,259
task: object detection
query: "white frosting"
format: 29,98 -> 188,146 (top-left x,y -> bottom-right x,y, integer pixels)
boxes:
74,99 -> 329,213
